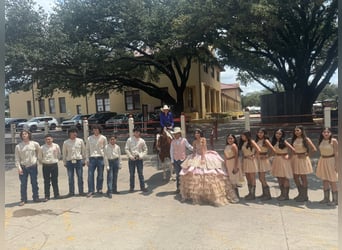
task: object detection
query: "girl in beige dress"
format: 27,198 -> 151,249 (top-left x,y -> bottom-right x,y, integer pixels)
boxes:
291,125 -> 317,202
271,129 -> 295,201
316,127 -> 338,205
255,128 -> 276,201
238,130 -> 261,200
224,134 -> 242,199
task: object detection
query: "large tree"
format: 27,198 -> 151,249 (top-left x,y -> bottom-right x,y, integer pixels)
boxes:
6,0 -> 218,114
214,0 -> 337,121
5,0 -> 47,91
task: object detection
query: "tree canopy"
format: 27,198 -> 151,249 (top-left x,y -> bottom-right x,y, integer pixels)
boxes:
5,0 -> 338,117
6,0 -> 219,114
214,0 -> 337,116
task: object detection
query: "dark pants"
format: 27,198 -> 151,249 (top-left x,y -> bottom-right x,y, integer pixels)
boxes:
66,160 -> 84,194
19,164 -> 39,202
88,157 -> 104,193
107,159 -> 119,193
43,163 -> 59,198
128,159 -> 145,190
173,160 -> 183,189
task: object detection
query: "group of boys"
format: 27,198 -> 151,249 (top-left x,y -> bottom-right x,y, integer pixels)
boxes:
15,104 -> 193,206
15,125 -> 151,206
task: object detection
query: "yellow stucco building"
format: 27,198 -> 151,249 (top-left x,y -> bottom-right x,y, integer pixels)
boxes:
9,61 -> 242,121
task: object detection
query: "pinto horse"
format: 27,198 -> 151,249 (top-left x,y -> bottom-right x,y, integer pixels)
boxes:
156,128 -> 175,180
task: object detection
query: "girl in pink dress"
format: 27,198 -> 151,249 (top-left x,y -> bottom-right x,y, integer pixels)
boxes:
224,134 -> 242,198
291,125 -> 317,202
238,130 -> 261,200
180,129 -> 238,206
316,127 -> 338,205
270,129 -> 295,201
255,128 -> 276,201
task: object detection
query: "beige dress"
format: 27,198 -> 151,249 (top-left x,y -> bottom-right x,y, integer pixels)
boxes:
256,140 -> 271,172
292,138 -> 313,174
180,139 -> 237,206
316,140 -> 337,182
241,142 -> 258,173
271,143 -> 293,178
224,144 -> 242,185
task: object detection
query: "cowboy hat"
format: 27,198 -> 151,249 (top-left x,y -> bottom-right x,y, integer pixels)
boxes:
171,127 -> 182,134
160,105 -> 170,111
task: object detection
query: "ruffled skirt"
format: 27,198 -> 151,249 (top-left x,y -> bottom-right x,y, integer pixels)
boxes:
291,155 -> 313,174
180,151 -> 238,206
257,157 -> 271,172
316,157 -> 338,182
241,157 -> 258,173
225,158 -> 243,185
271,155 -> 293,179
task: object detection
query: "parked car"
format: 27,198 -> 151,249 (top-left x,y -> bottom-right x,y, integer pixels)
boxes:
105,114 -> 130,129
87,111 -> 117,129
17,116 -> 59,132
5,118 -> 28,131
61,114 -> 91,131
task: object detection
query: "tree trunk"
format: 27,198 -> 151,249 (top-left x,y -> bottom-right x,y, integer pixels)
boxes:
260,91 -> 314,124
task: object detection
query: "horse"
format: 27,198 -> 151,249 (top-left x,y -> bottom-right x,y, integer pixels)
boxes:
155,128 -> 175,181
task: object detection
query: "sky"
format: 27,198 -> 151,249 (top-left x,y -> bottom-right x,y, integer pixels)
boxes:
35,0 -> 337,95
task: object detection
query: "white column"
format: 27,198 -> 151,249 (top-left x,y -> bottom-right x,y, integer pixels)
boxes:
244,111 -> 250,131
83,119 -> 89,142
128,117 -> 134,138
324,107 -> 331,128
180,114 -> 186,138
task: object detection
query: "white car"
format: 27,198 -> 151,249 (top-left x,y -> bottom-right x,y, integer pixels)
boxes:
17,116 -> 59,132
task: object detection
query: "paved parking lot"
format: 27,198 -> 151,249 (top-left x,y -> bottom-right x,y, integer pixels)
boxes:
5,118 -> 339,249
5,155 -> 338,250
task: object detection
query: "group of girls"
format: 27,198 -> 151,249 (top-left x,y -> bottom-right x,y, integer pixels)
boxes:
223,126 -> 338,206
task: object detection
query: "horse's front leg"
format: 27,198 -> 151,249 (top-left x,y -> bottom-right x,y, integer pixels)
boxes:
162,160 -> 167,180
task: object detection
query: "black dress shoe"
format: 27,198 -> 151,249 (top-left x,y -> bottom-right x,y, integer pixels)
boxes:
33,198 -> 41,203
108,193 -> 112,199
79,192 -> 87,197
141,188 -> 148,192
113,191 -> 120,194
129,189 -> 134,193
54,195 -> 61,199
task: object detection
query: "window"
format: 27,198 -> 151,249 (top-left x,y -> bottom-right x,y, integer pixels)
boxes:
95,94 -> 110,112
49,98 -> 55,114
27,101 -> 32,116
38,99 -> 45,115
203,64 -> 208,73
59,97 -> 66,113
76,105 -> 81,114
125,90 -> 140,111
216,71 -> 220,81
185,87 -> 194,109
211,66 -> 215,78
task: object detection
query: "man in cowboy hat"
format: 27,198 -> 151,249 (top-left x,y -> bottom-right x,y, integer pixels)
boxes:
170,127 -> 193,193
160,104 -> 174,130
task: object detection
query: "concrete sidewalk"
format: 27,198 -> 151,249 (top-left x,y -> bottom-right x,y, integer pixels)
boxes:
5,157 -> 338,250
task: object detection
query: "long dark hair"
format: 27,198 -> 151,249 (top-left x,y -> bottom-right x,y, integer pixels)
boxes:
318,127 -> 332,145
255,128 -> 269,146
238,130 -> 252,151
291,125 -> 309,152
194,128 -> 204,138
226,134 -> 237,145
271,129 -> 286,149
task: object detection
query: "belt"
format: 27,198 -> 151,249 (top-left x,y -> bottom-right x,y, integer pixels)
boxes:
321,154 -> 335,158
276,153 -> 288,155
108,158 -> 119,161
90,156 -> 103,159
244,155 -> 255,159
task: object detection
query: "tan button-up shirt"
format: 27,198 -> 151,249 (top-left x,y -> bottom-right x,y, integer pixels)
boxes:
15,141 -> 41,171
39,143 -> 61,164
62,138 -> 86,165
